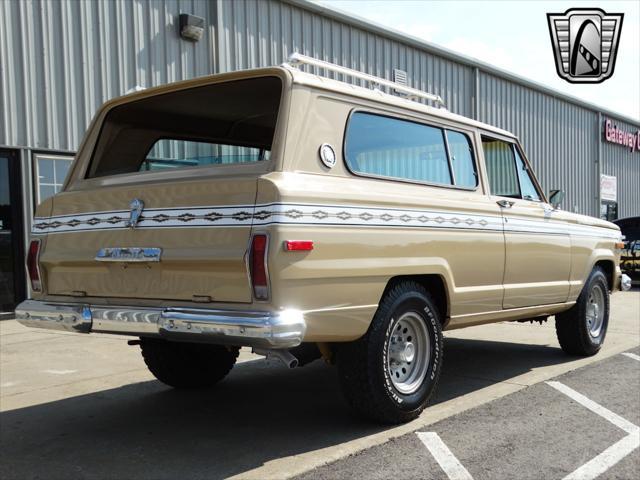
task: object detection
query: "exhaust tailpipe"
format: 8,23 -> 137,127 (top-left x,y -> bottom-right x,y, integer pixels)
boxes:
253,348 -> 299,368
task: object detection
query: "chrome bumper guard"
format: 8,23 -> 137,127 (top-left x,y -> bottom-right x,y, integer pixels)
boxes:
620,273 -> 632,291
15,300 -> 306,349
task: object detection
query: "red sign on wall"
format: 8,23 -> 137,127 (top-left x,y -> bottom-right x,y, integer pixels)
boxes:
604,119 -> 639,153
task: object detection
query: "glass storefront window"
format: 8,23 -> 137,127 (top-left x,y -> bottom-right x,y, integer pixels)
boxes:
34,154 -> 73,204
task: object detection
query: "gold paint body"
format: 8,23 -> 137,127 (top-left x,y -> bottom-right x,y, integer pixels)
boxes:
30,67 -> 622,342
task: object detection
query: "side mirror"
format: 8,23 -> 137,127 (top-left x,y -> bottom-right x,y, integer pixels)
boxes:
548,189 -> 565,209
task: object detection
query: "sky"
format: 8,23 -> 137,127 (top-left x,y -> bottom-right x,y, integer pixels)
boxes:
317,0 -> 640,121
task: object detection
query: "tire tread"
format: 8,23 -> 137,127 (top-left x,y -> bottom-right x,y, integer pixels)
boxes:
556,267 -> 609,356
337,281 -> 443,424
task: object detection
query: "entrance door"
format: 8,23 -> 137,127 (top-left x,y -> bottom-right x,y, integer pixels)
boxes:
0,150 -> 25,311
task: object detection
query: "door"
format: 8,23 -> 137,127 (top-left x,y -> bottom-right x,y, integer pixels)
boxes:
0,150 -> 26,311
481,136 -> 571,308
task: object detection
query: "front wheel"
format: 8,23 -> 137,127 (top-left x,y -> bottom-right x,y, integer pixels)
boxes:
337,281 -> 444,424
556,266 -> 610,356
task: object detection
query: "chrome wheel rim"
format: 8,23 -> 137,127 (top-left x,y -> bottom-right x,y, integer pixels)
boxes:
586,284 -> 605,338
387,312 -> 430,395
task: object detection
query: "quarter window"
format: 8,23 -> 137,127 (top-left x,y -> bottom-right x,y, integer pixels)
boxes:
345,112 -> 453,186
513,148 -> 541,201
446,130 -> 477,188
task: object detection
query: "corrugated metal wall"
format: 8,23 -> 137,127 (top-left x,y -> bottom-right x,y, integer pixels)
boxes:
0,0 -> 638,216
215,0 -> 473,117
600,117 -> 640,218
477,72 -> 601,215
0,0 -> 214,152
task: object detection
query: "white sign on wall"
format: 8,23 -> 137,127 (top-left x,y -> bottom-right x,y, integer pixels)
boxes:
600,174 -> 617,202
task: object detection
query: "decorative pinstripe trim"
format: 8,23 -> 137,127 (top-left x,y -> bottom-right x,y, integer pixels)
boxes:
32,206 -> 255,234
31,202 -> 621,239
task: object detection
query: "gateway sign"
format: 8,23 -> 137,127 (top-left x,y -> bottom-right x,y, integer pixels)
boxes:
604,119 -> 639,153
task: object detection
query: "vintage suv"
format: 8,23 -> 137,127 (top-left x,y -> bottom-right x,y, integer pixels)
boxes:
16,54 -> 631,424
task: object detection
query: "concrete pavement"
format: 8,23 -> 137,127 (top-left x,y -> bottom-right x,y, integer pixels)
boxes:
297,346 -> 640,480
0,289 -> 638,479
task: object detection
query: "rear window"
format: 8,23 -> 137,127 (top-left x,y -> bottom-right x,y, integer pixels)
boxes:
344,112 -> 477,188
142,140 -> 267,172
87,76 -> 282,178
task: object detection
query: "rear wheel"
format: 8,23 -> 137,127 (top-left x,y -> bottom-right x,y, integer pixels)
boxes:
337,281 -> 444,424
139,338 -> 238,388
556,267 -> 610,356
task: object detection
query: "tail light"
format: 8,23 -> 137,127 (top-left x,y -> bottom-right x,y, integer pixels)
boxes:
250,234 -> 269,300
27,239 -> 42,292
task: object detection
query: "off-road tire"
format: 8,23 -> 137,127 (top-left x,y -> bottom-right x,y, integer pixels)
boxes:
139,338 -> 239,388
556,266 -> 610,356
337,281 -> 444,424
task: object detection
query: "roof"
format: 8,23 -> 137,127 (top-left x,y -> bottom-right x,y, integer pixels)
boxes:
284,65 -> 516,138
103,63 -> 517,139
288,0 -> 640,127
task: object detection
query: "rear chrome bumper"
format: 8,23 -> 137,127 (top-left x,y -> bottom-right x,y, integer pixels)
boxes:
15,300 -> 306,349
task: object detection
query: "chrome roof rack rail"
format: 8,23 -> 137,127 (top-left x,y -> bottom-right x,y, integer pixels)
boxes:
285,52 -> 446,108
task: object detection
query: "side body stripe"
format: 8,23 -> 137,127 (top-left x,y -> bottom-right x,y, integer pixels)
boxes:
32,203 -> 621,240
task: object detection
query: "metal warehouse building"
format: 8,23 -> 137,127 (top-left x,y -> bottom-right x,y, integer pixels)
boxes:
1,0 -> 639,310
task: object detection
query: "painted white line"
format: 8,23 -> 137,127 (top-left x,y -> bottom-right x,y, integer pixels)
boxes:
621,352 -> 640,362
563,430 -> 640,480
547,381 -> 640,480
546,381 -> 638,434
43,369 -> 77,375
416,432 -> 474,480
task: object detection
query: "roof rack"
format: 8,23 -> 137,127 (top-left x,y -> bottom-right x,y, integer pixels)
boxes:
285,52 -> 446,108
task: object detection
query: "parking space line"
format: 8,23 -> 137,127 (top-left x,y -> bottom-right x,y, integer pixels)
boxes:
416,432 -> 474,480
546,381 -> 638,434
621,352 -> 640,362
563,431 -> 640,480
546,381 -> 640,480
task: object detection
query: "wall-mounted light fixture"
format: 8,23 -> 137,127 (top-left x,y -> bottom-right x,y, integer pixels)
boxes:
179,13 -> 205,42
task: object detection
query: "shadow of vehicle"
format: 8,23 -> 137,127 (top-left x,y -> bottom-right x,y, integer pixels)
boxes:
0,336 -> 577,480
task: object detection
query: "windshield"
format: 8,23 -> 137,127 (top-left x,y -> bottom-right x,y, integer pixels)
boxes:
87,76 -> 282,178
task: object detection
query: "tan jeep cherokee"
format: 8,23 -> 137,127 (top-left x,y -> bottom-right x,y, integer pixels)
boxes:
16,54 -> 630,424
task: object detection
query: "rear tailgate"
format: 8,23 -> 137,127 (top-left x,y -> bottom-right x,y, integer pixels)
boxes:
33,73 -> 286,304
37,177 -> 257,303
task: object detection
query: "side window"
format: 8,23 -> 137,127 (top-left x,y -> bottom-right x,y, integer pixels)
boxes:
481,137 -> 520,198
345,112 -> 453,185
513,148 -> 541,201
446,130 -> 477,188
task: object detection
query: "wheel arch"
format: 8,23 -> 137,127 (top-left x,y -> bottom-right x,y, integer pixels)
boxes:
594,259 -> 615,291
380,274 -> 450,327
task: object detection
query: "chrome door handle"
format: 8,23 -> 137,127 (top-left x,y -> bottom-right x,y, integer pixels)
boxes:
497,200 -> 514,208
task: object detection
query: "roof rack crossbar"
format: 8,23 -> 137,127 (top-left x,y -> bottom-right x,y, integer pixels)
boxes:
286,52 -> 446,108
